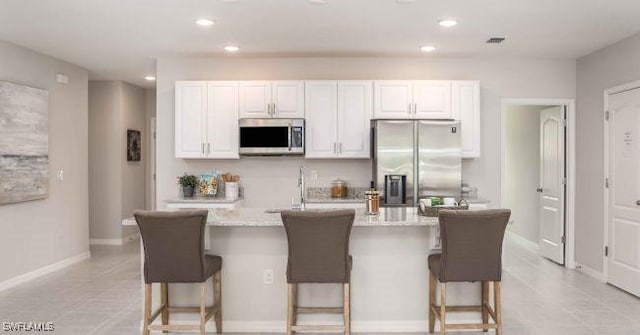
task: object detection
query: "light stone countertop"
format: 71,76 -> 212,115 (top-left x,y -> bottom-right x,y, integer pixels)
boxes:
165,196 -> 243,204
306,198 -> 364,203
122,207 -> 438,227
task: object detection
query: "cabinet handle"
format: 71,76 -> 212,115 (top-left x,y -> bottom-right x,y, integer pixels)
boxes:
267,103 -> 271,116
272,103 -> 276,117
202,143 -> 205,155
414,103 -> 417,115
333,142 -> 337,153
408,103 -> 412,115
339,142 -> 343,154
207,143 -> 210,154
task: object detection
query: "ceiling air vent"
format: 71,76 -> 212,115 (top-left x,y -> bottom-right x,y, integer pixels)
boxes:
486,37 -> 506,44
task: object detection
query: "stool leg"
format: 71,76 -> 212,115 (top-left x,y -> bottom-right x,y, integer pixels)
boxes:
214,271 -> 223,333
161,283 -> 169,333
481,281 -> 488,332
143,283 -> 151,335
494,281 -> 502,335
343,283 -> 351,335
440,282 -> 446,335
200,282 -> 206,335
287,283 -> 294,335
291,283 -> 298,326
429,272 -> 436,333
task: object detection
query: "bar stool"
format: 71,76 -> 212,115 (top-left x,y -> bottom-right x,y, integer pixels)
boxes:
134,210 -> 223,335
428,209 -> 511,335
280,209 -> 355,335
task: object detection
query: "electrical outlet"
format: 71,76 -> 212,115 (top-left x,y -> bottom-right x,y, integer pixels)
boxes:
263,269 -> 274,285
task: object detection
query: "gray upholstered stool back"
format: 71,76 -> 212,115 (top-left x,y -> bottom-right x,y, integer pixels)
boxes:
437,209 -> 511,282
134,210 -> 209,283
281,210 -> 355,283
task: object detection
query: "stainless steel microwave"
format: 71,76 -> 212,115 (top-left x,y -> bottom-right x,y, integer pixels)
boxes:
238,118 -> 305,156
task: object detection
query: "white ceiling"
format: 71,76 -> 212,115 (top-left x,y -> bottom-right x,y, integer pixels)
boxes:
1,0 -> 640,88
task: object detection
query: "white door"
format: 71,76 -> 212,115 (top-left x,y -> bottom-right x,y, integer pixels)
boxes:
452,81 -> 481,158
413,81 -> 452,119
149,117 -> 156,210
239,81 -> 271,118
175,81 -> 206,158
305,81 -> 338,158
538,106 -> 566,264
374,81 -> 412,118
272,81 -> 305,118
607,87 -> 640,297
337,81 -> 372,158
206,81 -> 239,159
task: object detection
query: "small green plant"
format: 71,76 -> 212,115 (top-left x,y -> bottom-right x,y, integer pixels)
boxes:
177,173 -> 199,188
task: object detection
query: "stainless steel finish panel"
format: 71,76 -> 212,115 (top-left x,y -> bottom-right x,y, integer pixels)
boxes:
417,120 -> 461,198
372,120 -> 415,207
239,118 -> 304,127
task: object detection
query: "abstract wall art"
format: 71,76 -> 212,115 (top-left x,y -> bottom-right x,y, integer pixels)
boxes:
127,129 -> 141,161
0,81 -> 49,205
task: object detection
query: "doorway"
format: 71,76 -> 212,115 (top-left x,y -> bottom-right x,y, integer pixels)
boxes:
604,82 -> 640,297
500,99 -> 576,268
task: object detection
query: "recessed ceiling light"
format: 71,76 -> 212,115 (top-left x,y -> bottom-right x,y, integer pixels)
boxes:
420,45 -> 437,53
195,18 -> 215,26
144,75 -> 156,81
438,19 -> 458,28
224,45 -> 240,52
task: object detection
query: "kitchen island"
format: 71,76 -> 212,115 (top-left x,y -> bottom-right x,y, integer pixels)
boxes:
123,207 -> 481,332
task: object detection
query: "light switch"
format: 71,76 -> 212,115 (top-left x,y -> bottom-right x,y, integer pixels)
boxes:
56,170 -> 64,181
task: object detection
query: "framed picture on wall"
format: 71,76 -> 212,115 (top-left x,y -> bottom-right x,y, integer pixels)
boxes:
127,129 -> 141,161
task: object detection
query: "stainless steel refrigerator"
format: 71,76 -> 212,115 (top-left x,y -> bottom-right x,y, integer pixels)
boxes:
372,119 -> 462,207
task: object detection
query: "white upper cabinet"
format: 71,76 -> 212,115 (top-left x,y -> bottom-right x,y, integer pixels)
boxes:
337,81 -> 373,158
374,80 -> 451,118
206,82 -> 239,159
305,80 -> 372,159
374,81 -> 412,118
305,81 -> 338,158
452,80 -> 481,158
175,81 -> 207,158
239,81 -> 304,118
175,81 -> 239,159
413,81 -> 452,118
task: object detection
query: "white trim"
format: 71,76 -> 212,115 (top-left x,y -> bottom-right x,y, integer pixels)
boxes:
0,251 -> 91,292
602,80 -> 640,283
90,233 -> 140,246
500,98 -> 577,269
90,238 -> 124,246
575,263 -> 606,282
506,231 -> 540,253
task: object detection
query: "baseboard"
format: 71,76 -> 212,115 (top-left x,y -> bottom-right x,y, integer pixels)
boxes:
506,231 -> 540,252
90,233 -> 139,246
0,251 -> 91,292
90,238 -> 123,246
575,263 -> 605,282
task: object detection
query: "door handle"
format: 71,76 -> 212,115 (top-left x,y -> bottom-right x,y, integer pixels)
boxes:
536,187 -> 543,193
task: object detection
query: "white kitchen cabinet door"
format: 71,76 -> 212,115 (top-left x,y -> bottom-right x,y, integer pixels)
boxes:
413,81 -> 452,119
337,81 -> 373,158
305,81 -> 338,158
452,81 -> 481,158
175,81 -> 207,158
239,81 -> 272,118
206,82 -> 239,159
272,81 -> 305,118
374,81 -> 413,118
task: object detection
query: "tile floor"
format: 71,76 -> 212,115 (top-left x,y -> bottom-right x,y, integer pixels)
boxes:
0,237 -> 639,335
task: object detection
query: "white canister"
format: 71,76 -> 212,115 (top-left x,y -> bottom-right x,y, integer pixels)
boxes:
225,182 -> 239,199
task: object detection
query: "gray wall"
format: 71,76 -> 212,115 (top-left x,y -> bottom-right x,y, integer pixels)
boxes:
0,40 -> 89,283
145,88 -> 156,210
89,81 -> 146,242
504,105 -> 548,245
576,32 -> 640,272
156,57 -> 576,209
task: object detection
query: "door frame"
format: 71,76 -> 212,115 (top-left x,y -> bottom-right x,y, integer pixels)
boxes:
500,98 -> 576,269
149,117 -> 156,210
603,79 -> 640,282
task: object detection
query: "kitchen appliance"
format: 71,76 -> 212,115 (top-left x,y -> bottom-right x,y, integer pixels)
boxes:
239,118 -> 304,156
372,119 -> 462,207
384,175 -> 406,205
331,179 -> 348,198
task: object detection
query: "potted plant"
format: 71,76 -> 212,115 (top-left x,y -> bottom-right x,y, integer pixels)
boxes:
177,173 -> 199,198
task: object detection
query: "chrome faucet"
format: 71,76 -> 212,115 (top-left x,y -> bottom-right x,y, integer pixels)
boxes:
298,165 -> 305,210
